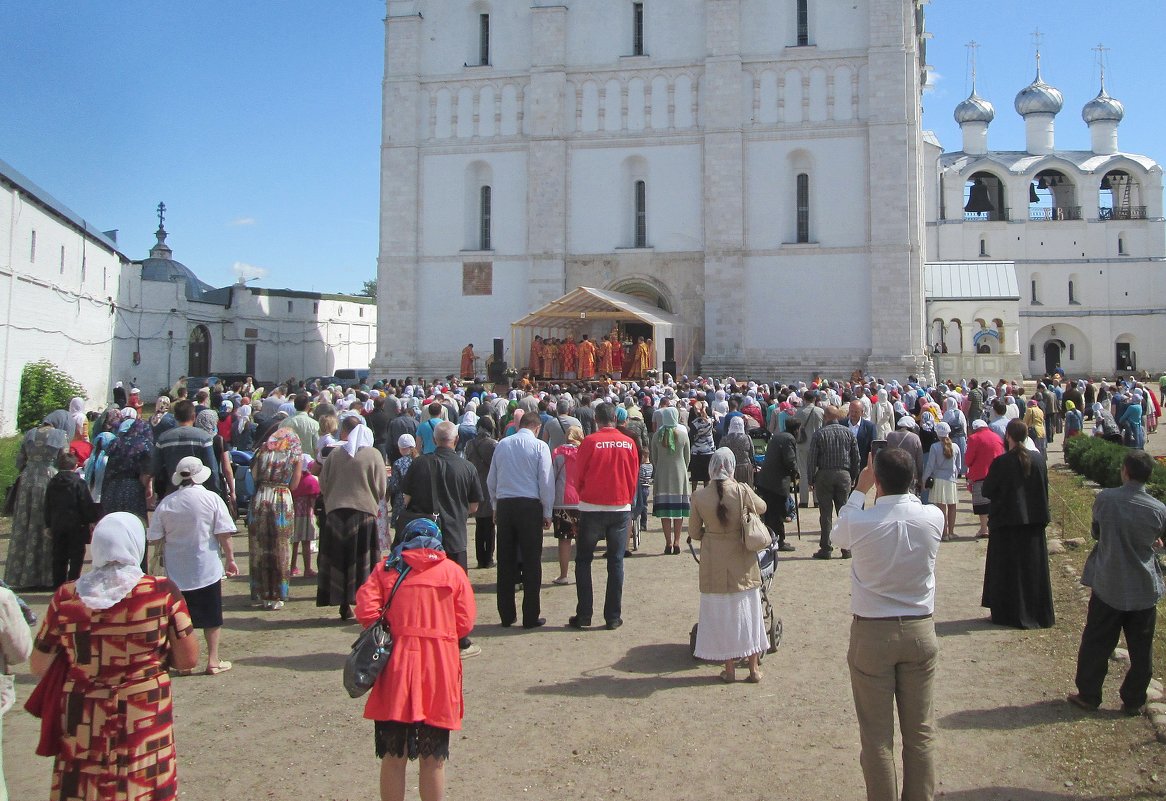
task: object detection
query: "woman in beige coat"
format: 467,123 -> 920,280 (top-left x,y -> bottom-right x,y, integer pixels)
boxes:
688,448 -> 769,683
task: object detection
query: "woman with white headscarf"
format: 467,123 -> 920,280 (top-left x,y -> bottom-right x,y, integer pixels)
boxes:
318,417 -> 387,620
941,396 -> 968,476
30,512 -> 198,799
872,388 -> 895,441
688,448 -> 769,683
721,416 -> 756,487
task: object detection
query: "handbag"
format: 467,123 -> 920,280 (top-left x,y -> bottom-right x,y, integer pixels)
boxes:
343,565 -> 411,699
2,474 -> 20,517
25,650 -> 68,757
740,487 -> 773,552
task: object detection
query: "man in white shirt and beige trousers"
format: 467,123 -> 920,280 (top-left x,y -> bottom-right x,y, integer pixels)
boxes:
832,447 -> 944,801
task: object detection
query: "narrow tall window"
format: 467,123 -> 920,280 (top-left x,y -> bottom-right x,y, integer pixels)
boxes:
1069,343 -> 1076,360
479,14 -> 490,65
632,3 -> 645,56
634,180 -> 647,248
1031,279 -> 1038,304
30,230 -> 36,262
796,173 -> 810,243
288,300 -> 294,313
1118,236 -> 1127,255
979,237 -> 988,257
796,0 -> 809,46
479,185 -> 492,250
1068,280 -> 1076,304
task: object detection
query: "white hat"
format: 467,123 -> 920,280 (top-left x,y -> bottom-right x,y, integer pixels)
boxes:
896,416 -> 916,429
971,419 -> 988,431
934,421 -> 952,438
172,456 -> 211,486
397,433 -> 417,451
130,387 -> 141,395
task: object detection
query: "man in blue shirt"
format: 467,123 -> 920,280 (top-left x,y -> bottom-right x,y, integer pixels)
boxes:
487,411 -> 555,629
1069,450 -> 1166,715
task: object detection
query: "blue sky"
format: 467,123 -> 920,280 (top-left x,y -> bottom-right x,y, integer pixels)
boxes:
1,2 -> 1161,294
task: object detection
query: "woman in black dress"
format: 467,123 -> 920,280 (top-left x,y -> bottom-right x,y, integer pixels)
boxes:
980,419 -> 1055,629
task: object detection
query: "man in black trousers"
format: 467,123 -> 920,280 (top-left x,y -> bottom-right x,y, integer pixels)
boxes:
487,411 -> 555,630
1069,450 -> 1166,715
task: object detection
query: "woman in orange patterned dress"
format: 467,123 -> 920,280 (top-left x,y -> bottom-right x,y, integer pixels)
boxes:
31,512 -> 199,801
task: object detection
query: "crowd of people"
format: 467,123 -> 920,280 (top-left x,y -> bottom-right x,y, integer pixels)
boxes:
2,366 -> 1165,800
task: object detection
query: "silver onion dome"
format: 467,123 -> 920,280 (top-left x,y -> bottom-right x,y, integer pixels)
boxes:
955,89 -> 996,124
1082,86 -> 1124,123
1014,70 -> 1064,116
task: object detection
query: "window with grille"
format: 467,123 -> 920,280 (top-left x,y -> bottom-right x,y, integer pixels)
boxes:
796,173 -> 810,243
479,185 -> 492,250
634,180 -> 647,248
479,14 -> 490,65
796,0 -> 809,46
632,3 -> 645,56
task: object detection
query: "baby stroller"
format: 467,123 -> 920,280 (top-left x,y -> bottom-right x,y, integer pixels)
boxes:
687,533 -> 783,661
230,450 -> 255,521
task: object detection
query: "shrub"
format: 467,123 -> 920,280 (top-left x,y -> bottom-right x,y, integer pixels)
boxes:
1063,435 -> 1166,502
16,360 -> 87,432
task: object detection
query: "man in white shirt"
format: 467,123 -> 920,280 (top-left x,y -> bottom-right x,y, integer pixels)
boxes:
487,411 -> 555,629
832,447 -> 944,801
148,456 -> 238,675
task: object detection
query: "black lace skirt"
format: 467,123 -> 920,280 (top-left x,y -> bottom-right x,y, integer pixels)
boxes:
374,721 -> 451,761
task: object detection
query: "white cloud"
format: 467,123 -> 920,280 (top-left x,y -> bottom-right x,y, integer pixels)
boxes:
228,216 -> 257,227
232,261 -> 269,283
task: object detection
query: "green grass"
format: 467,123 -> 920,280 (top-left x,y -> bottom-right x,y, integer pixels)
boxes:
0,435 -> 20,497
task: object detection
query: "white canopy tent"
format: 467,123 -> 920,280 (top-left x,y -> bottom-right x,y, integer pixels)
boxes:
510,286 -> 696,378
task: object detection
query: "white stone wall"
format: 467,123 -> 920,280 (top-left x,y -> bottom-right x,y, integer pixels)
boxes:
0,181 -> 124,435
114,275 -> 376,396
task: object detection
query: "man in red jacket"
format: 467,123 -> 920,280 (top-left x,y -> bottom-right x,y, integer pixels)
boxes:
569,402 -> 639,630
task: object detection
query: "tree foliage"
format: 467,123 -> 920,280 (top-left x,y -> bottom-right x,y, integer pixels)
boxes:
360,279 -> 377,298
17,360 -> 87,432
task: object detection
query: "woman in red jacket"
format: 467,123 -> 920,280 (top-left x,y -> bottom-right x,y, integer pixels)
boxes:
355,518 -> 476,801
963,418 -> 1004,539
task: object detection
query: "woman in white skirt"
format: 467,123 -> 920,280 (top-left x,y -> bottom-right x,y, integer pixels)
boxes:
921,421 -> 962,541
688,448 -> 769,684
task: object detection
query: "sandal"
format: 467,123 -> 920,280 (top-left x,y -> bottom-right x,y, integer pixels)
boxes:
170,667 -> 197,677
551,576 -> 570,586
718,670 -> 735,683
205,660 -> 232,676
747,672 -> 763,684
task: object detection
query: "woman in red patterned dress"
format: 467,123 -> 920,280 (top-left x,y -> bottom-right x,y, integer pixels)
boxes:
30,512 -> 199,801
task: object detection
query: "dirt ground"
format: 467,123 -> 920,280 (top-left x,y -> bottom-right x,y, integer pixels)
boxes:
4,434 -> 1166,800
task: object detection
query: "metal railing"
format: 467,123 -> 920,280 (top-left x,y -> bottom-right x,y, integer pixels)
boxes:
1099,206 -> 1148,221
1029,206 -> 1082,222
963,209 -> 1010,222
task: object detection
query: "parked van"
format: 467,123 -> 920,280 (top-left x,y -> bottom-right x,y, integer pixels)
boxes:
333,368 -> 370,387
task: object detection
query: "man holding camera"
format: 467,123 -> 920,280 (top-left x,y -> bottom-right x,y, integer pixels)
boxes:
832,448 -> 944,801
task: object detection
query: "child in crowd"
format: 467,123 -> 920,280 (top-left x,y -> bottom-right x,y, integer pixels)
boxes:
632,450 -> 653,549
43,450 -> 100,588
289,455 -> 320,577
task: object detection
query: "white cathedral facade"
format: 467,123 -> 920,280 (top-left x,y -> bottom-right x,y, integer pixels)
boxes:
373,1 -> 1165,385
373,0 -> 934,381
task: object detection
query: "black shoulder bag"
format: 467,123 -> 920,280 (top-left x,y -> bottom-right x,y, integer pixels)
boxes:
343,564 -> 412,699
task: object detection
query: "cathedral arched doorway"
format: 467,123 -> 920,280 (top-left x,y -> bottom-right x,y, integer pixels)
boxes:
189,325 -> 211,376
1043,340 -> 1063,376
607,278 -> 673,346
